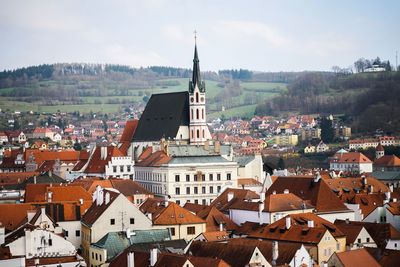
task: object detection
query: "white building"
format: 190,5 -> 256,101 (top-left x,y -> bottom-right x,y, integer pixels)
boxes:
330,151 -> 373,174
135,143 -> 238,206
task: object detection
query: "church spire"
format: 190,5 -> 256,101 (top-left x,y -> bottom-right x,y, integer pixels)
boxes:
189,31 -> 205,93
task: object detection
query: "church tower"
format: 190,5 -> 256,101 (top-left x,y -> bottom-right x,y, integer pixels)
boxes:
188,38 -> 211,145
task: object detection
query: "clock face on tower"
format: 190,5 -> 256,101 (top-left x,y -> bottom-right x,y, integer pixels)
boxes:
200,97 -> 204,102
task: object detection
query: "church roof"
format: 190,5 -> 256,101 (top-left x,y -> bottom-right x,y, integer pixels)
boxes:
132,91 -> 189,142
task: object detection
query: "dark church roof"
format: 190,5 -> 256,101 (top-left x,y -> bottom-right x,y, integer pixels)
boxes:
132,91 -> 190,141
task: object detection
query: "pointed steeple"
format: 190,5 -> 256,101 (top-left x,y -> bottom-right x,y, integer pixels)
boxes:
189,34 -> 205,93
192,44 -> 201,89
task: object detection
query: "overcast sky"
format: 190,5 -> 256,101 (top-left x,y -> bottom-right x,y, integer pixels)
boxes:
0,0 -> 399,72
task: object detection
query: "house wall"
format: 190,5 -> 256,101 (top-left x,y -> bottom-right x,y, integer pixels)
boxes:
290,245 -> 314,267
153,223 -> 205,241
349,227 -> 377,250
229,209 -> 269,225
89,245 -> 107,267
363,206 -> 385,223
386,239 -> 400,250
345,203 -> 364,221
317,211 -> 355,223
317,232 -> 345,265
248,247 -> 270,267
58,221 -> 81,249
105,156 -> 135,179
386,210 -> 400,231
327,253 -> 344,267
0,257 -> 25,267
237,154 -> 264,182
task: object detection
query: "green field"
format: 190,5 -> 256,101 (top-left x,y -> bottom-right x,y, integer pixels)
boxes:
0,78 -> 286,118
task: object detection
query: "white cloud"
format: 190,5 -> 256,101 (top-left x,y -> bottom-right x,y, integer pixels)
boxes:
212,20 -> 289,47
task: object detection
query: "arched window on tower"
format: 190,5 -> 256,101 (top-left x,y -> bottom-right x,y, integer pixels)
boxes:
202,109 -> 204,119
197,129 -> 200,138
191,109 -> 193,120
202,129 -> 205,138
196,109 -> 199,120
196,92 -> 199,103
191,130 -> 194,139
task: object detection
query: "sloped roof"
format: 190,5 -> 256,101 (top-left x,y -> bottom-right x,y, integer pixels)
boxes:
349,193 -> 386,217
331,152 -> 372,164
154,253 -> 230,267
210,188 -> 260,213
386,201 -> 400,215
365,247 -> 400,267
24,149 -> 81,166
0,171 -> 38,186
183,202 -> 207,214
108,249 -> 150,267
200,231 -> 230,242
333,248 -> 380,267
153,202 -> 205,225
335,224 -> 365,245
135,150 -> 172,167
335,219 -> 400,249
188,240 -> 257,267
249,213 -> 345,244
374,155 -> 400,167
81,190 -> 120,226
133,91 -> 189,142
266,176 -> 349,213
119,120 -> 138,155
196,206 -> 239,232
84,146 -> 124,173
0,203 -> 36,232
110,179 -> 153,196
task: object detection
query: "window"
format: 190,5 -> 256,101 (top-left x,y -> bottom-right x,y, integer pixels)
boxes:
202,174 -> 205,181
209,186 -> 214,194
202,109 -> 204,119
96,253 -> 98,260
75,230 -> 80,237
197,129 -> 200,138
202,187 -> 206,194
227,173 -> 231,180
202,199 -> 206,205
130,218 -> 135,224
194,199 -> 198,204
65,230 -> 69,237
358,238 -> 361,243
209,174 -> 213,181
169,227 -> 176,236
196,92 -> 199,102
110,219 -> 115,225
366,238 -> 370,242
217,173 -> 221,181
336,243 -> 340,250
217,186 -> 221,193
187,226 -> 195,235
100,254 -> 102,262
120,165 -> 124,172
48,238 -> 52,246
175,174 -> 180,182
175,187 -> 180,195
186,174 -> 190,182
127,165 -> 131,172
113,166 -> 117,173
186,187 -> 190,194
176,200 -> 180,205
196,109 -> 199,120
92,252 -> 94,259
194,187 -> 198,194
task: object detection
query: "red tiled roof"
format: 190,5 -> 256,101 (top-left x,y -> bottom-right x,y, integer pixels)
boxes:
334,248 -> 380,267
196,206 -> 238,232
119,120 -> 138,155
331,152 -> 372,164
135,150 -> 172,167
210,188 -> 260,213
0,203 -> 36,232
84,146 -> 124,173
374,155 -> 400,167
0,171 -> 38,186
386,201 -> 400,216
249,213 -> 345,244
81,190 -> 120,226
153,202 -> 205,225
266,176 -> 349,213
24,149 -> 81,167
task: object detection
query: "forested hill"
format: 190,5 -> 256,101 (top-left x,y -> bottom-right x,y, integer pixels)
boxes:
255,71 -> 400,134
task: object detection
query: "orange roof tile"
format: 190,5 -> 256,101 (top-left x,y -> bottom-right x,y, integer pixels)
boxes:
334,248 -> 380,267
196,206 -> 238,232
374,155 -> 400,167
0,203 -> 36,232
331,152 -> 372,164
153,202 -> 205,225
84,146 -> 124,173
136,150 -> 172,167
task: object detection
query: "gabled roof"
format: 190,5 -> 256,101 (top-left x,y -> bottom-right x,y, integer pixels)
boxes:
84,146 -> 124,173
335,219 -> 400,249
386,201 -> 400,215
24,149 -> 81,166
0,203 -> 36,232
155,253 -> 229,267
188,240 -> 258,267
135,150 -> 172,167
365,247 -> 400,267
119,120 -> 138,155
266,176 -> 349,213
333,248 -> 380,267
196,206 -> 238,232
249,213 -> 345,244
81,190 -> 120,227
374,155 -> 400,167
199,231 -> 230,242
110,179 -> 153,196
153,202 -> 205,225
24,184 -> 92,204
133,91 -> 189,142
183,202 -> 207,214
349,193 -> 386,217
331,152 -> 372,164
335,224 -> 366,245
210,188 -> 260,213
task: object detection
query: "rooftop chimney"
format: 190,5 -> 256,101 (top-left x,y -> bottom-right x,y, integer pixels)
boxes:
47,191 -> 53,203
0,225 -> 5,245
259,201 -> 265,225
272,241 -> 278,266
307,220 -> 314,228
219,222 -> 224,232
105,192 -> 110,205
285,216 -> 291,229
227,192 -> 234,202
126,228 -> 131,239
368,185 -> 374,194
150,248 -> 158,267
283,189 -> 289,194
385,191 -> 391,200
272,191 -> 276,195
127,251 -> 135,267
214,141 -> 221,154
314,172 -> 321,182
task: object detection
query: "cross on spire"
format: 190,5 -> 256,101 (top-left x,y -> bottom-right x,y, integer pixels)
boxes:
194,30 -> 197,44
